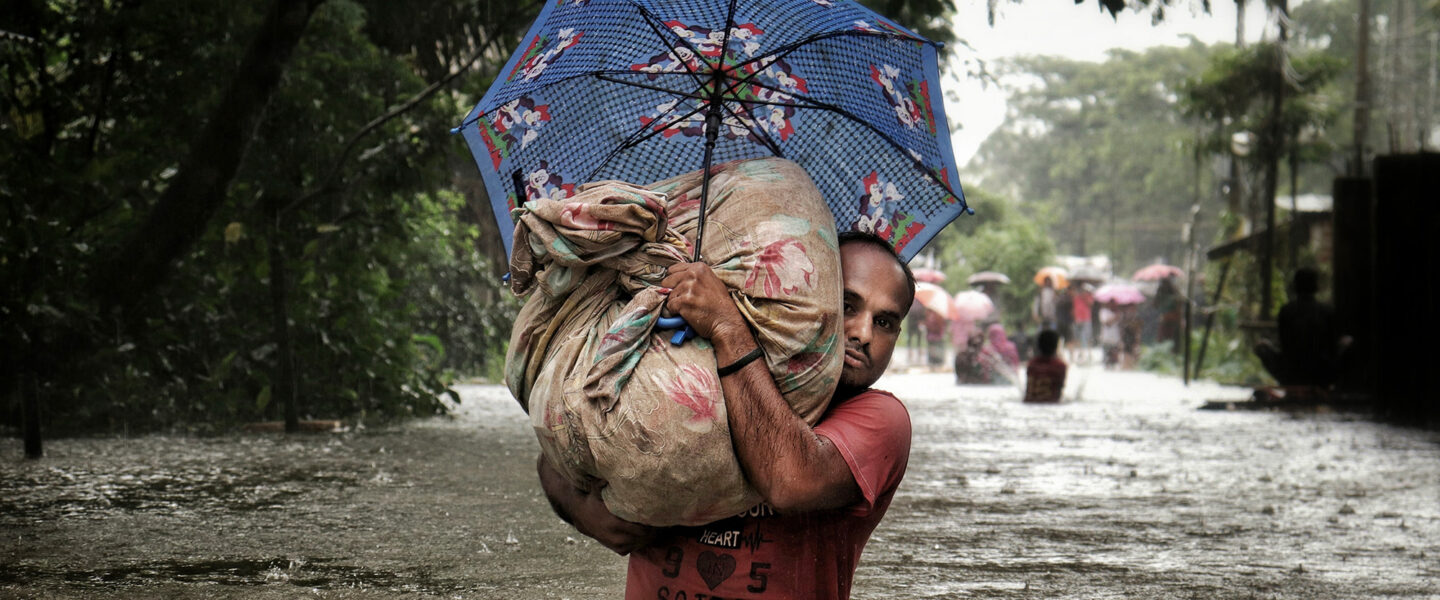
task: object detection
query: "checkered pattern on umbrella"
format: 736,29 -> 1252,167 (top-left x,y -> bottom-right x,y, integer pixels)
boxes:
457,0 -> 969,262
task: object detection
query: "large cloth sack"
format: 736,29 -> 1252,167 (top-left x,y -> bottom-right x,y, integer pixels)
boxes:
505,158 -> 842,526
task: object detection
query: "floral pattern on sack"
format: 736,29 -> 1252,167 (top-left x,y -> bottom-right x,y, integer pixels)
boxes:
735,157 -> 790,182
559,202 -> 613,231
743,238 -> 814,297
775,313 -> 838,393
543,399 -> 567,433
754,214 -> 813,239
594,308 -> 655,397
662,364 -> 721,431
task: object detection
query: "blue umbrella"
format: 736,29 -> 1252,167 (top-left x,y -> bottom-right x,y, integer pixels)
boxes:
455,0 -> 970,262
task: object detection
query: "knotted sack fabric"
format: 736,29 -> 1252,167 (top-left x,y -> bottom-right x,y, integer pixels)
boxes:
505,158 -> 842,526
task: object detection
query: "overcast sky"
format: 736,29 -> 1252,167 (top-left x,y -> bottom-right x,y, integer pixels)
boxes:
943,0 -> 1277,165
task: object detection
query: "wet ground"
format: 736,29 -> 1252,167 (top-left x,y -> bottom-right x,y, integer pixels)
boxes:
3,364 -> 1438,599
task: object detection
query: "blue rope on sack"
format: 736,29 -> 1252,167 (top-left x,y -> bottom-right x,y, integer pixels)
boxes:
655,316 -> 696,346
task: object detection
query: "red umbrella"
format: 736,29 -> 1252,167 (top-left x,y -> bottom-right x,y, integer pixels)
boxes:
913,268 -> 946,284
1133,264 -> 1184,281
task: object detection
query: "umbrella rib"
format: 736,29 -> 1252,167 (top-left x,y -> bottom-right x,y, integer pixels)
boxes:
583,100 -> 709,181
725,29 -> 931,84
596,73 -> 967,210
719,0 -> 740,73
459,29 -> 918,129
715,76 -> 824,110
778,95 -> 967,208
595,72 -> 818,112
595,74 -> 786,160
721,101 -> 786,159
594,73 -> 705,101
459,71 -> 691,129
627,1 -> 715,93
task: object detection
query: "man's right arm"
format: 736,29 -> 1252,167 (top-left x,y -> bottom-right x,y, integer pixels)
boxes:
536,454 -> 658,555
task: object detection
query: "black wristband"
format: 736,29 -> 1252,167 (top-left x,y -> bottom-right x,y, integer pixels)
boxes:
716,346 -> 765,377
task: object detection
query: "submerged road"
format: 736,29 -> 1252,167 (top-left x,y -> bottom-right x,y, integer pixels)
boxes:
2,366 -> 1437,598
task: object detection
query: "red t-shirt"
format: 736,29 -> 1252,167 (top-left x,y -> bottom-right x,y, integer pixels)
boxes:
1072,291 -> 1094,323
1024,355 -> 1068,403
624,389 -> 911,600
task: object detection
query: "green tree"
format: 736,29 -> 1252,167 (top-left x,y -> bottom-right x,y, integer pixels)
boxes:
1181,40 -> 1344,317
1291,0 -> 1439,169
968,41 -> 1222,274
920,187 -> 1055,328
1,0 -> 519,437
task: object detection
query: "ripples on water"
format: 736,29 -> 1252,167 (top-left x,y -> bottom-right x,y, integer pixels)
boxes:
858,368 -> 1440,598
0,437 -> 361,524
2,373 -> 1437,598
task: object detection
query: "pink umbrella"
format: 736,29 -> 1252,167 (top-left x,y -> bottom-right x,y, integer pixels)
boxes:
951,290 -> 995,322
967,271 -> 1011,285
1133,264 -> 1184,281
1094,283 -> 1146,305
914,282 -> 955,319
913,268 -> 947,284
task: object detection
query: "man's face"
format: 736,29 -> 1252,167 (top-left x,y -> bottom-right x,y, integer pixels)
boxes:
837,242 -> 910,392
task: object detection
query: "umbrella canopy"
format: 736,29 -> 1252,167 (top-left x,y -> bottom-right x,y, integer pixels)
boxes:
1069,269 -> 1106,284
967,271 -> 1010,285
1094,283 -> 1145,305
951,290 -> 995,322
1133,264 -> 1184,281
1034,266 -> 1069,289
457,0 -> 969,262
912,267 -> 945,283
913,282 -> 953,319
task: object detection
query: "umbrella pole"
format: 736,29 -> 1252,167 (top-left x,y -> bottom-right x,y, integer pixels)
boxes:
693,96 -> 723,262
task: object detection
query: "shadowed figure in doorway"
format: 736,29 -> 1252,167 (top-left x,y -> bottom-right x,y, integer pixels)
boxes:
1254,268 -> 1349,387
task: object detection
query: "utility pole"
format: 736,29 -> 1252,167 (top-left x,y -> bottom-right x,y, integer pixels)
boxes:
1427,31 -> 1437,151
1259,0 -> 1290,320
1225,0 -> 1247,234
1235,0 -> 1246,47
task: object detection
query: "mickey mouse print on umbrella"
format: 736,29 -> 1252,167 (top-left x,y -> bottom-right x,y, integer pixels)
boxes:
456,0 -> 971,262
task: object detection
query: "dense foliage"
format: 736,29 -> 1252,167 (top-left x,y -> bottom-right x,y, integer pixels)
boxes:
918,187 -> 1055,328
1,0 -> 520,434
967,42 -> 1223,273
955,0 -> 1425,383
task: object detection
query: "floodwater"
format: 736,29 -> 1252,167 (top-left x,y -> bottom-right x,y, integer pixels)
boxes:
2,366 -> 1438,599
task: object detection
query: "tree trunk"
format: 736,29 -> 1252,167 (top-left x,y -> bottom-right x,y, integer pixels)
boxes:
449,152 -> 509,276
1288,125 -> 1300,270
90,0 -> 326,314
265,205 -> 300,434
1234,0 -> 1246,47
1352,0 -> 1371,175
1260,7 -> 1289,321
21,373 -> 42,459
